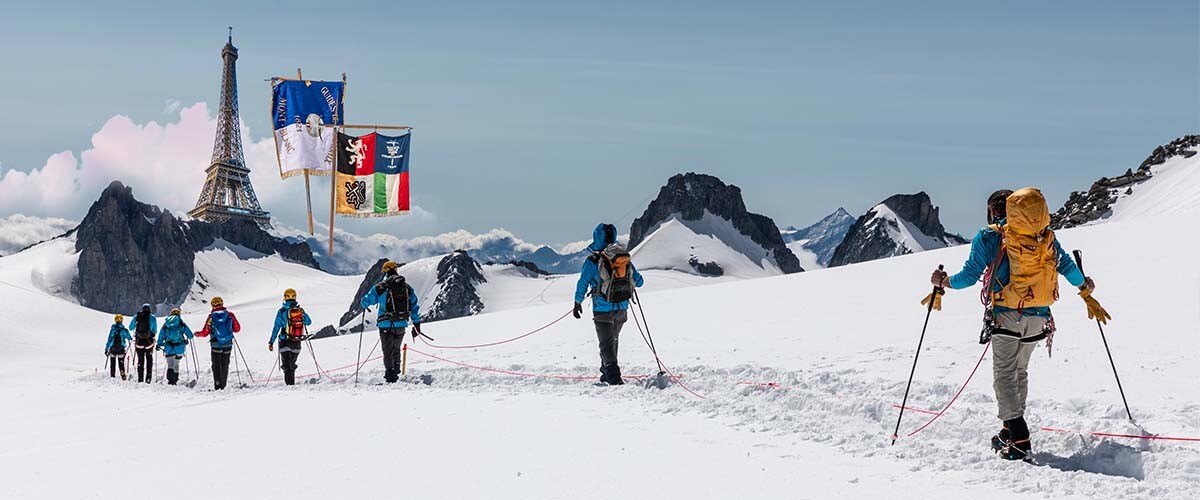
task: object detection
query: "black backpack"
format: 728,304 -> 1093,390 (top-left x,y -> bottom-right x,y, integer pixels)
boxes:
377,276 -> 411,322
134,310 -> 154,344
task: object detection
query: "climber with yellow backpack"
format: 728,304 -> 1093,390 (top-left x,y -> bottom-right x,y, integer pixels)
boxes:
269,288 -> 312,386
927,187 -> 1110,462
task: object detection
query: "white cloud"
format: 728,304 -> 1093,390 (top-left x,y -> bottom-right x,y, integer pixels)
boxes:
0,214 -> 77,255
163,99 -> 182,113
0,102 -> 312,224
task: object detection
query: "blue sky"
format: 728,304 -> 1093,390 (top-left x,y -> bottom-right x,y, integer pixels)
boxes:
0,0 -> 1196,244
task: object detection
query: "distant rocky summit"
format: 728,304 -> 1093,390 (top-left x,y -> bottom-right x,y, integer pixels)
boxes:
629,173 -> 803,274
782,208 -> 855,268
1052,135 -> 1200,229
72,181 -> 318,314
830,192 -> 966,267
426,250 -> 487,322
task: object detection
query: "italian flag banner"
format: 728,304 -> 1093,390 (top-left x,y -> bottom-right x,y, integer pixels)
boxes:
335,131 -> 411,217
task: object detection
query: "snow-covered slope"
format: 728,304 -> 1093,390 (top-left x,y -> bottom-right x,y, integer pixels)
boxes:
632,213 -> 784,278
2,184 -> 1200,499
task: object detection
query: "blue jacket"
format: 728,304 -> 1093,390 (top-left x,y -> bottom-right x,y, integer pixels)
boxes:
949,226 -> 1085,317
360,277 -> 421,328
575,224 -> 645,313
127,305 -> 158,338
156,315 -> 194,356
270,300 -> 312,343
106,324 -> 132,352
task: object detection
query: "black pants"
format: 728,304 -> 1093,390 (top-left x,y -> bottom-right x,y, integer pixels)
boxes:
280,351 -> 301,385
593,310 -> 627,384
380,327 -> 406,383
135,347 -> 154,383
211,348 -> 232,390
109,353 -> 126,379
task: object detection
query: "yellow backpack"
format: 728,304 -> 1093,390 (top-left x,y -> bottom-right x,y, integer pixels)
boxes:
989,187 -> 1059,309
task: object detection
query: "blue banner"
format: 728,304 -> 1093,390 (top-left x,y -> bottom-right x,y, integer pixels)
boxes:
270,80 -> 345,131
373,132 -> 411,175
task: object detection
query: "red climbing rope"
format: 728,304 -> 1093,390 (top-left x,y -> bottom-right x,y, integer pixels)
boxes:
418,310 -> 573,349
406,346 -> 601,381
903,342 -> 991,438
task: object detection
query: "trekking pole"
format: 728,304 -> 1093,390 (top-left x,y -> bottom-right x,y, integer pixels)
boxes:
355,309 -> 367,387
233,344 -> 244,387
631,288 -> 666,374
892,264 -> 944,446
233,338 -> 255,383
1072,250 -> 1134,422
190,343 -> 201,385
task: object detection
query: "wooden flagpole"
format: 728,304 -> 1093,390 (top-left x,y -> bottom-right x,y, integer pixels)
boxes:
329,73 -> 346,256
297,68 -> 316,235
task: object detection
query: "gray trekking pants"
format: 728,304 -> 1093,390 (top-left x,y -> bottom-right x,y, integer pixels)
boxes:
593,309 -> 627,369
992,310 -> 1049,421
166,354 -> 182,372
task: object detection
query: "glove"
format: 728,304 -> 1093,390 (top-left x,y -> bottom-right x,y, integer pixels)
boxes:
104,349 -> 110,356
1079,288 -> 1111,325
411,323 -> 422,339
920,290 -> 944,311
268,342 -> 274,352
155,344 -> 163,351
572,302 -> 583,319
1081,276 -> 1096,293
930,268 -> 949,288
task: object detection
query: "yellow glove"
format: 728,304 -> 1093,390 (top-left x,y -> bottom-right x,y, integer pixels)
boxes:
1079,288 -> 1111,325
920,290 -> 943,311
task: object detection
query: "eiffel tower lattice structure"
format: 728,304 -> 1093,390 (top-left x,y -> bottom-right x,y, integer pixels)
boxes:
189,29 -> 271,229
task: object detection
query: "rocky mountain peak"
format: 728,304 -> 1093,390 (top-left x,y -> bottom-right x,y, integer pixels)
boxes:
829,192 -> 965,267
72,181 -> 319,314
879,192 -> 951,242
427,250 -> 487,322
629,173 -> 803,274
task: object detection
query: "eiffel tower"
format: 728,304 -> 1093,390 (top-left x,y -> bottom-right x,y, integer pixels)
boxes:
189,28 -> 271,229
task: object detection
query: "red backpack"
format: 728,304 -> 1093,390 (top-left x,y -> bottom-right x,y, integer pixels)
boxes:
286,305 -> 306,339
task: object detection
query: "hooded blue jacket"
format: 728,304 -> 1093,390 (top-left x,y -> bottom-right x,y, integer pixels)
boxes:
575,223 -> 645,313
127,304 -> 158,339
270,300 -> 312,344
948,226 -> 1085,317
156,315 -> 194,356
360,276 -> 421,328
106,324 -> 132,352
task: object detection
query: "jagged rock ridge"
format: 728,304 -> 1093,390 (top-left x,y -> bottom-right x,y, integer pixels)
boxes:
829,193 -> 966,267
426,250 -> 487,322
72,181 -> 319,314
629,173 -> 803,274
1052,135 -> 1200,229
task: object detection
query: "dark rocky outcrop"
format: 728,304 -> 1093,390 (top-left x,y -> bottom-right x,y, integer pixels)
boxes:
72,181 -> 319,314
830,192 -> 966,267
629,173 -> 803,274
782,208 -> 855,267
687,257 -> 724,277
486,259 -> 549,276
426,250 -> 487,322
1052,135 -> 1200,229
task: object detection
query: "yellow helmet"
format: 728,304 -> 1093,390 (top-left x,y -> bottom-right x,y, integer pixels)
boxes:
114,314 -> 124,323
210,296 -> 224,308
170,308 -> 182,316
283,288 -> 297,301
381,261 -> 399,274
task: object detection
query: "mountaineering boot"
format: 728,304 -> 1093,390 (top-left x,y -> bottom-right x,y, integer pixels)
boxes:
284,370 -> 296,386
599,364 -> 624,385
166,369 -> 178,386
384,369 -> 398,384
997,417 -> 1032,461
991,425 -> 1011,452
